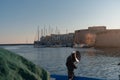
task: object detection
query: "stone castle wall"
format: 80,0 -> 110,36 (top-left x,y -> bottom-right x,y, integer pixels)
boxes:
74,29 -> 89,44
74,26 -> 120,48
95,30 -> 120,48
74,26 -> 106,47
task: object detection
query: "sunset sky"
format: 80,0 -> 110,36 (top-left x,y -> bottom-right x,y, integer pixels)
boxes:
1,0 -> 120,44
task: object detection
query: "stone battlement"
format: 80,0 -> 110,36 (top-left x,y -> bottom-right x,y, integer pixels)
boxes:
74,26 -> 120,48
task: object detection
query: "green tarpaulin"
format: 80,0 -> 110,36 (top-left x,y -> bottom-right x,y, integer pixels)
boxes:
0,48 -> 50,80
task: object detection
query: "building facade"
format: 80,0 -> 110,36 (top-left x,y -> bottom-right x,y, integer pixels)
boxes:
95,30 -> 120,48
74,26 -> 106,47
74,26 -> 120,48
40,33 -> 74,47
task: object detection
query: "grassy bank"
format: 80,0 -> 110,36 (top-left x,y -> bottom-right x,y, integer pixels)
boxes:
0,48 -> 50,80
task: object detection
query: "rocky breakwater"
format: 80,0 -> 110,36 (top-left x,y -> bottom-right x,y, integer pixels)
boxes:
0,48 -> 49,80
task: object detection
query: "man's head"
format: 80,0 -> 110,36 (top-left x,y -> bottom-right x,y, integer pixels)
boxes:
71,50 -> 81,62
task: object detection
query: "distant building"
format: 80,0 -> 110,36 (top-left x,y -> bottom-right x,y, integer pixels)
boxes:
74,26 -> 120,48
88,26 -> 106,31
40,33 -> 74,47
95,29 -> 120,48
38,26 -> 120,48
74,26 -> 106,47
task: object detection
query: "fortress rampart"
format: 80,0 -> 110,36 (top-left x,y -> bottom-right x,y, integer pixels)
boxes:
74,26 -> 120,48
95,30 -> 120,48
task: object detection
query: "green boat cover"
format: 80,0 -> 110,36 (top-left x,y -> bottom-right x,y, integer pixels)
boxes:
0,48 -> 50,80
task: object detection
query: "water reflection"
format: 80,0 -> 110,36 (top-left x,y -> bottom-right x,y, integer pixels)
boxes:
74,48 -> 120,79
86,49 -> 97,56
96,48 -> 120,57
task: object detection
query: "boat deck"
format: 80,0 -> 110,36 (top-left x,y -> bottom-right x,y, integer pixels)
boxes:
50,74 -> 105,80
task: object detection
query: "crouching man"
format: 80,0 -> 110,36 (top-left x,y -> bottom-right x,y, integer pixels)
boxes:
66,51 -> 81,80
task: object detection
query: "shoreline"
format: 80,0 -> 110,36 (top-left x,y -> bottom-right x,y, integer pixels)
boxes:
0,44 -> 33,46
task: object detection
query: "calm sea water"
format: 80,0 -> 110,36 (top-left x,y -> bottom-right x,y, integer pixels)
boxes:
1,45 -> 120,80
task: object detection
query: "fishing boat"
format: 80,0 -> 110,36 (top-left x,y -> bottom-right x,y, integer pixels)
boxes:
34,41 -> 46,48
74,44 -> 90,48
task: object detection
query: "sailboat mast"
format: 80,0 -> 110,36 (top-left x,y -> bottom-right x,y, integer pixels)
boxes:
38,26 -> 39,41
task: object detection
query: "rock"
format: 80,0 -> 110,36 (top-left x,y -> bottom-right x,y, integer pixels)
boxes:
0,48 -> 50,80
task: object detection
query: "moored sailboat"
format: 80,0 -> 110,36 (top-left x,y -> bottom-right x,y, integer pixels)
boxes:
34,26 -> 45,48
